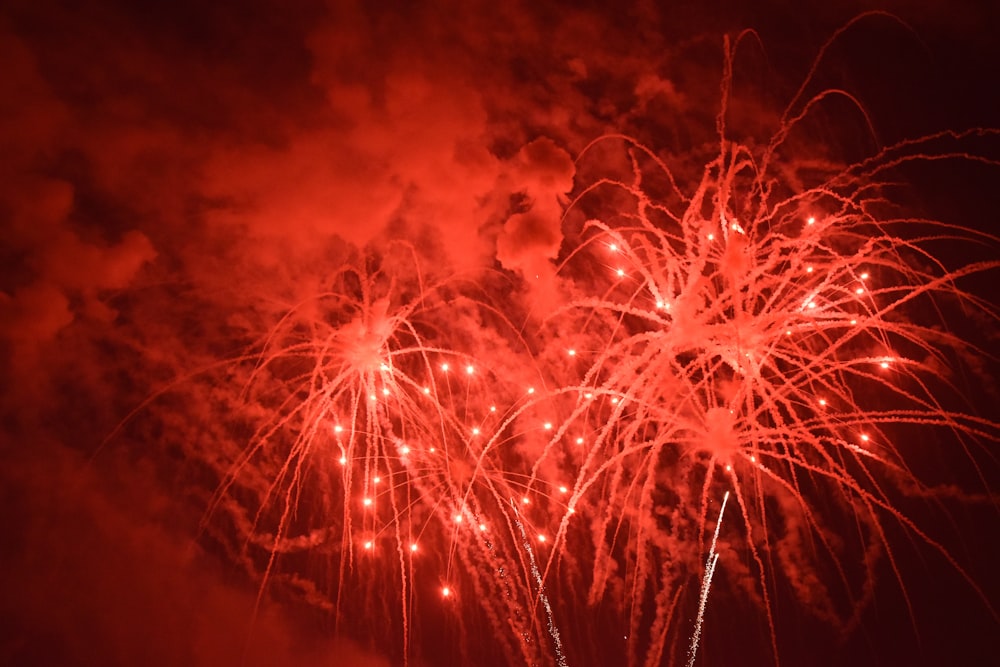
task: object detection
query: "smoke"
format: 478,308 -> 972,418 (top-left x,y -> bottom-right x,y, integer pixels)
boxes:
0,439 -> 390,667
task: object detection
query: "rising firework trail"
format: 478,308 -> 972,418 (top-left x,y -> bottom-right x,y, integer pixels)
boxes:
512,496 -> 569,667
687,491 -> 729,667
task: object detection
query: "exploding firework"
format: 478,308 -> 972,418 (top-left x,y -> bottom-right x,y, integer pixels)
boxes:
524,31 -> 1000,665
541,129 -> 1000,665
128,23 -> 999,667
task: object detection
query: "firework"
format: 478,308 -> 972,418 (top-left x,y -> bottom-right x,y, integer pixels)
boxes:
154,28 -> 999,667
543,118 -> 1000,661
184,242 -> 586,665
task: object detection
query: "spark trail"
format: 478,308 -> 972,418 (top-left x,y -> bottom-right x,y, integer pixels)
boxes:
687,491 -> 729,667
511,497 -> 569,667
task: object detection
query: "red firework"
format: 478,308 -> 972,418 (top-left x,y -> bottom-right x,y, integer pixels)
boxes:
145,25 -> 999,667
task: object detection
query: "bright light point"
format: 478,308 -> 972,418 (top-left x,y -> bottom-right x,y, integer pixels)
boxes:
478,523 -> 487,531
454,514 -> 463,523
750,455 -> 756,463
584,392 -> 593,399
471,427 -> 480,436
856,287 -> 864,294
785,330 -> 792,336
410,543 -> 418,552
610,397 -> 619,404
466,365 -> 474,375
382,388 -> 390,396
522,497 -> 530,505
806,266 -> 814,273
880,361 -> 890,369
861,434 -> 870,442
543,422 -> 552,430
807,216 -> 816,225
576,437 -> 584,445
400,445 -> 410,455
850,319 -> 858,325
373,476 -> 381,484
818,399 -> 827,406
441,363 -> 449,372
333,425 -> 344,433
423,386 -> 431,394
609,243 -> 618,252
807,301 -> 817,309
363,497 -> 372,506
369,394 -> 377,401
655,300 -> 664,309
538,534 -> 547,543
338,456 -> 347,465
616,268 -> 625,278
379,363 -> 389,371
527,387 -> 535,394
364,541 -> 373,550
429,447 -> 436,453
568,507 -> 575,514
860,272 -> 869,280
559,485 -> 568,494
568,348 -> 576,356
725,464 -> 732,472
707,233 -> 715,241
490,405 -> 496,412
442,587 -> 451,597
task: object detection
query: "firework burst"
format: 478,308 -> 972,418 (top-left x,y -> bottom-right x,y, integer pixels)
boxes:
530,32 -> 1000,666
146,26 -> 999,667
543,126 -> 1000,663
189,243 -> 587,665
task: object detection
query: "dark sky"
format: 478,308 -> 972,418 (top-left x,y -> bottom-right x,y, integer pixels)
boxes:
1,1 -> 998,666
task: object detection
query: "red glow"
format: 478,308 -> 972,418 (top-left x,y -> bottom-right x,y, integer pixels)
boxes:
2,5 -> 997,667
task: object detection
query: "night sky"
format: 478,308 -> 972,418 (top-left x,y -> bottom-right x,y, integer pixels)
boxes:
2,1 -> 998,666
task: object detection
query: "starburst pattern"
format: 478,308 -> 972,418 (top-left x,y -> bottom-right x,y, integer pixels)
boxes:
139,31 -> 999,667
